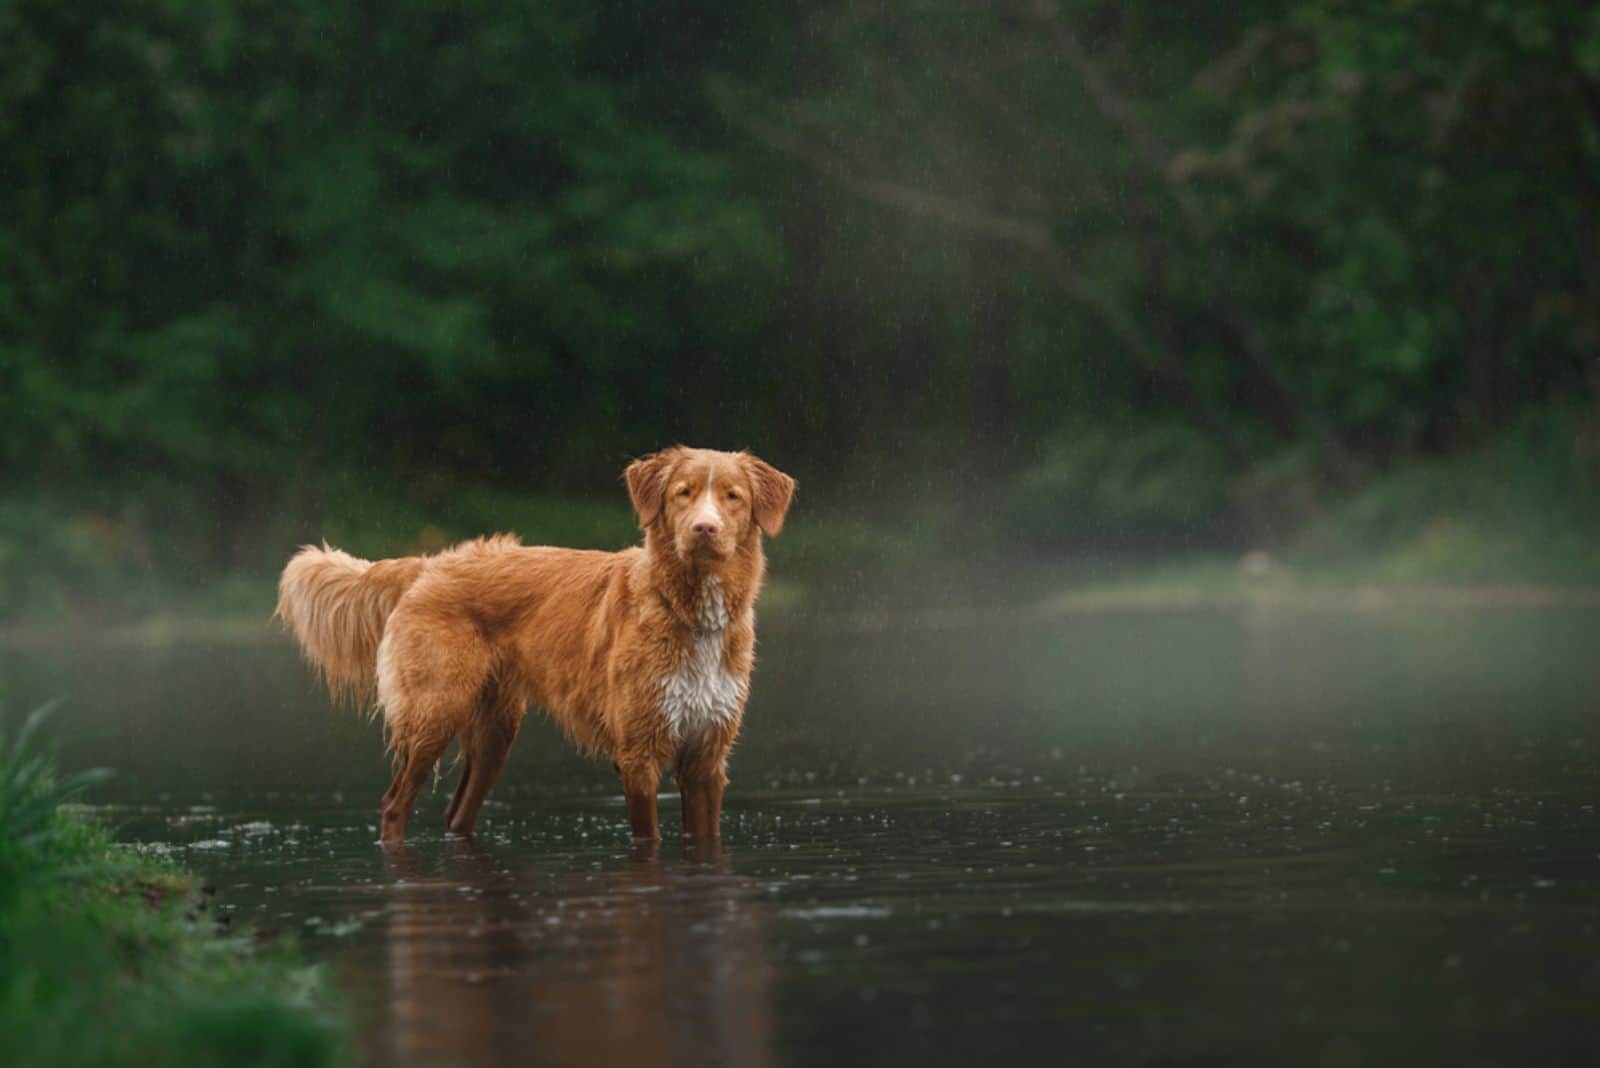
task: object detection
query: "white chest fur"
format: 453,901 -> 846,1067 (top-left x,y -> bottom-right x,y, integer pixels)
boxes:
659,577 -> 746,740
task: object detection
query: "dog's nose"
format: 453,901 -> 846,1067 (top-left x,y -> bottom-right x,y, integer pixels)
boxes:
692,521 -> 720,538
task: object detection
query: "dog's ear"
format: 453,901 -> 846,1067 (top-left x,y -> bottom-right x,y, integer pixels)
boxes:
625,449 -> 676,529
742,453 -> 796,537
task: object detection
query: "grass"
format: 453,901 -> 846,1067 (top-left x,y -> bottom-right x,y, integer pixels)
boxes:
0,706 -> 349,1068
1293,415 -> 1600,584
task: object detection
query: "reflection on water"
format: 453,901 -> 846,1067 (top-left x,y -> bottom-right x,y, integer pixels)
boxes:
5,605 -> 1600,1065
375,840 -> 771,1068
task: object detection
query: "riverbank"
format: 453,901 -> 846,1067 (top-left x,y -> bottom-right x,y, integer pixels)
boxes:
2,560 -> 1597,650
0,709 -> 348,1067
3,423 -> 1596,639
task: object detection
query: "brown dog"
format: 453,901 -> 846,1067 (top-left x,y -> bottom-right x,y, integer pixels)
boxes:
275,446 -> 794,843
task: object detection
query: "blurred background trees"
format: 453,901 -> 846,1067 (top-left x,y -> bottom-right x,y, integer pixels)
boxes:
2,1 -> 1597,616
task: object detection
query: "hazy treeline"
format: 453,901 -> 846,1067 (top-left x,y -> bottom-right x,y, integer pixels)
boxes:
2,2 -> 1597,603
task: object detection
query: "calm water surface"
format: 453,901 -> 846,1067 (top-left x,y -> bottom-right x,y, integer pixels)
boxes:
5,604 -> 1599,1067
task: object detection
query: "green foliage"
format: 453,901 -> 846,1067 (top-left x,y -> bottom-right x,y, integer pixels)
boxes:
0,706 -> 347,1068
1190,0 -> 1600,451
1006,425 -> 1232,549
313,477 -> 640,561
1,2 -> 1597,617
1298,410 -> 1600,582
0,0 -> 778,491
0,703 -> 112,868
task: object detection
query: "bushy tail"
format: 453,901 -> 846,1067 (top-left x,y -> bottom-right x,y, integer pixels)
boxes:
275,545 -> 425,707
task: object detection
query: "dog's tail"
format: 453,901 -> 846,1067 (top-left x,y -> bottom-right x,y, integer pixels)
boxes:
275,544 -> 425,707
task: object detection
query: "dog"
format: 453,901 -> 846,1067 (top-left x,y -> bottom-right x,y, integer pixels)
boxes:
275,446 -> 795,843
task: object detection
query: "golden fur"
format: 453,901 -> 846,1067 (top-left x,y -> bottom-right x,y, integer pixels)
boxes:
275,447 -> 795,843
276,544 -> 428,705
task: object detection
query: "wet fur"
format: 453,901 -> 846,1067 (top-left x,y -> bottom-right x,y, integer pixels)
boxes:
275,447 -> 794,843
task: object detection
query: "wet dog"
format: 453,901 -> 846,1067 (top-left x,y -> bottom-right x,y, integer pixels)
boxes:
275,447 -> 794,843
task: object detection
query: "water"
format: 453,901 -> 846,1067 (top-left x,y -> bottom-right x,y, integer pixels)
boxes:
5,604 -> 1599,1066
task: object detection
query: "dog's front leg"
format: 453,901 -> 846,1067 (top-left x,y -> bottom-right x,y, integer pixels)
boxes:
617,760 -> 661,840
676,741 -> 731,839
680,771 -> 726,839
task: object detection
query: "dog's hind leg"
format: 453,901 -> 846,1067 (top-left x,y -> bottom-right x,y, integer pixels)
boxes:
445,693 -> 521,837
380,733 -> 453,844
374,615 -> 492,843
443,749 -> 473,830
382,695 -> 476,842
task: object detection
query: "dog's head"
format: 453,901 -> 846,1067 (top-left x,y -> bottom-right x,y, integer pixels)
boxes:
625,446 -> 795,563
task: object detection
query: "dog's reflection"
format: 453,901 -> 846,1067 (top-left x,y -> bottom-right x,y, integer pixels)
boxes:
379,838 -> 774,1068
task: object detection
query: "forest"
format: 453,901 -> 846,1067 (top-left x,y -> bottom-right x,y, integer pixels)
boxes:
3,1 -> 1597,618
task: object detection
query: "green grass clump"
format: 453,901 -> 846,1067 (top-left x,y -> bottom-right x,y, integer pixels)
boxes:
1296,412 -> 1600,584
0,707 -> 348,1068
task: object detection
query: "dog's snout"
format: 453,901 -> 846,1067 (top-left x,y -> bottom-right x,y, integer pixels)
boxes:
692,520 -> 720,538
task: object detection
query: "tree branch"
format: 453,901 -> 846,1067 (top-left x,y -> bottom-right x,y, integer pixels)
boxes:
711,81 -> 1257,461
1030,1 -> 1358,473
1029,3 -> 1207,230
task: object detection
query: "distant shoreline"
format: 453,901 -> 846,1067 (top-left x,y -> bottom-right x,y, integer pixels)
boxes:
5,571 -> 1597,649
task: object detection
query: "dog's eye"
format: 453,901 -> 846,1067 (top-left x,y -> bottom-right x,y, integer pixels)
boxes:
675,486 -> 692,498
725,491 -> 741,503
